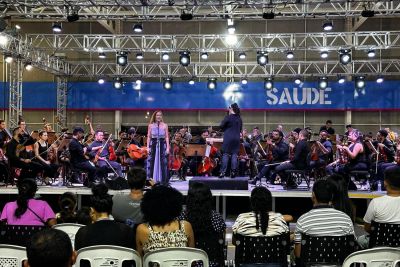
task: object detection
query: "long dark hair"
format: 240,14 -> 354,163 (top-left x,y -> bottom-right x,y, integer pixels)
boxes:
230,103 -> 241,116
186,182 -> 213,234
326,174 -> 354,221
250,187 -> 272,235
90,184 -> 113,214
15,179 -> 38,218
58,192 -> 77,223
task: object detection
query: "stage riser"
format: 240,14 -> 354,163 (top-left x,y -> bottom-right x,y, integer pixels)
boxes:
189,176 -> 249,190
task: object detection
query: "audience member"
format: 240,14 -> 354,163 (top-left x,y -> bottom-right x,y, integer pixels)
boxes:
74,184 -> 135,250
0,179 -> 56,226
136,185 -> 195,256
56,192 -> 77,224
112,167 -> 145,227
25,228 -> 76,267
294,179 -> 354,258
76,206 -> 92,226
326,174 -> 354,222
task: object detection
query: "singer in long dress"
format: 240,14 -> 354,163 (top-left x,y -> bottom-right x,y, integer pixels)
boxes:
146,111 -> 170,184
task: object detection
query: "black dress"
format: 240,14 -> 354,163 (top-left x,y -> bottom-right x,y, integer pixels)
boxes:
220,114 -> 242,154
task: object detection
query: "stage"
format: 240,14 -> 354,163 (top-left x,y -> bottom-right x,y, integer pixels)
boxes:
0,176 -> 384,220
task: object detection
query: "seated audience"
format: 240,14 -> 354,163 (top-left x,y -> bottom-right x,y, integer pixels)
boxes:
56,192 -> 78,224
74,184 -> 135,250
358,166 -> 400,248
136,185 -> 195,256
294,179 -> 354,258
0,179 -> 56,226
76,206 -> 92,226
112,167 -> 145,227
25,228 -> 76,267
326,174 -> 354,222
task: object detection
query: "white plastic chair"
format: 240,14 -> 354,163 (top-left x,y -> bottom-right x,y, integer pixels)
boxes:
75,245 -> 141,267
53,223 -> 85,249
0,244 -> 27,267
143,247 -> 209,267
342,247 -> 400,267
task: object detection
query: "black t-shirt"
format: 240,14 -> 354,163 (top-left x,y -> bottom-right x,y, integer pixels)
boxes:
69,138 -> 89,165
291,139 -> 310,169
319,126 -> 335,135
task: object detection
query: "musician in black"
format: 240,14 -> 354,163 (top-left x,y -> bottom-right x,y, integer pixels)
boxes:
125,127 -> 146,168
189,130 -> 208,176
250,129 -> 289,185
319,120 -> 335,135
371,129 -> 396,184
33,131 -> 60,182
308,130 -> 333,169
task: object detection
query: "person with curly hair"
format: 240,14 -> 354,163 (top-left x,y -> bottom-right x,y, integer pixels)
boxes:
136,185 -> 195,256
56,192 -> 78,224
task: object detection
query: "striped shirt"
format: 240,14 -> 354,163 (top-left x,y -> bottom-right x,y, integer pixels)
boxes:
232,211 -> 289,237
294,207 -> 354,244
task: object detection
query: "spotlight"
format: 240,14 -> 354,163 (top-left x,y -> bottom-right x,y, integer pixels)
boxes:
179,51 -> 190,66
113,77 -> 123,89
15,25 -> 21,30
98,52 -> 106,59
67,12 -> 79,22
355,76 -> 365,89
320,51 -> 329,59
294,77 -> 302,85
136,78 -> 142,85
189,77 -> 195,85
262,12 -> 275,19
201,52 -> 209,60
98,78 -> 105,84
227,19 -> 235,34
52,22 -> 62,33
376,76 -> 384,83
133,79 -> 142,90
264,77 -> 274,90
367,49 -> 376,58
4,53 -> 13,63
257,51 -> 268,66
241,78 -> 248,85
163,77 -> 173,90
339,49 -> 351,65
318,77 -> 328,90
225,34 -> 238,46
238,52 -> 246,59
116,51 -> 128,66
0,34 -> 8,46
162,52 -> 169,61
361,9 -> 374,18
207,78 -> 217,90
24,62 -> 33,71
286,51 -> 294,59
338,76 -> 346,84
136,52 -> 144,60
322,21 -> 333,31
133,24 -> 143,33
180,11 -> 193,21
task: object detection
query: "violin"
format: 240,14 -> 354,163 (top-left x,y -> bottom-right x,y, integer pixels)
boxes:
93,134 -> 113,164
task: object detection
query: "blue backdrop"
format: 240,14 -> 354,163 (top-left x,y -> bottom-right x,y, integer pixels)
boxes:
0,81 -> 398,110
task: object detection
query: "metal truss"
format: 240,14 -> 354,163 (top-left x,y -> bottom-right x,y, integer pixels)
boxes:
8,59 -> 23,129
25,31 -> 400,54
56,76 -> 68,132
68,59 -> 400,78
4,1 -> 400,21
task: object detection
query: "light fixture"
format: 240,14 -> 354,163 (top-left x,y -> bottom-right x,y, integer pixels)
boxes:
52,22 -> 62,33
318,77 -> 328,90
0,34 -> 9,46
189,77 -> 195,85
294,77 -> 302,85
116,51 -> 128,66
322,21 -> 333,31
367,49 -> 376,58
286,51 -> 294,59
136,52 -> 144,60
163,77 -> 173,90
241,78 -> 248,85
98,52 -> 106,59
113,77 -> 123,89
338,76 -> 346,84
376,76 -> 384,83
67,12 -> 79,22
227,19 -> 235,34
162,52 -> 169,61
264,77 -> 274,90
136,78 -> 142,85
201,52 -> 209,60
238,52 -> 246,59
355,76 -> 366,90
15,24 -> 21,30
133,24 -> 143,33
24,62 -> 33,71
361,9 -> 374,18
207,78 -> 217,90
225,34 -> 238,46
180,11 -> 193,20
262,11 -> 275,19
339,49 -> 351,65
257,51 -> 268,66
98,78 -> 105,84
320,51 -> 329,59
179,51 -> 190,66
4,53 -> 13,63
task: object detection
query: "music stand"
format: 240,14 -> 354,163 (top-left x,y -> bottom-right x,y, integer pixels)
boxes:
185,144 -> 207,176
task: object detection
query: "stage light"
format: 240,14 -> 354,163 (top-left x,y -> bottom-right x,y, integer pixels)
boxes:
227,19 -> 235,34
4,53 -> 13,63
241,78 -> 248,85
52,22 -> 62,33
257,51 -> 268,66
67,12 -> 79,22
286,51 -> 294,59
24,62 -> 33,71
162,52 -> 169,61
189,77 -> 195,85
339,49 -> 351,65
163,77 -> 173,90
225,34 -> 238,46
179,51 -> 190,66
98,78 -> 105,84
15,25 -> 21,30
113,77 -> 123,89
264,77 -> 274,90
116,51 -> 128,66
180,11 -> 193,20
318,77 -> 328,90
201,52 -> 209,60
262,12 -> 275,19
294,77 -> 302,85
361,9 -> 374,18
320,51 -> 329,59
238,52 -> 246,59
136,78 -> 142,85
136,52 -> 144,60
367,49 -> 376,58
98,52 -> 106,59
338,76 -> 346,84
376,76 -> 384,83
133,24 -> 143,33
207,78 -> 217,90
355,76 -> 365,90
0,34 -> 9,46
322,21 -> 333,31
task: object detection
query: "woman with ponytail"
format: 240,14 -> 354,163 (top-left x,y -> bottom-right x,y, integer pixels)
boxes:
232,187 -> 289,237
56,192 -> 78,224
0,179 -> 56,226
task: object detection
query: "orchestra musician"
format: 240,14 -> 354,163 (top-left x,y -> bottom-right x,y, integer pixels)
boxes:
250,129 -> 289,185
90,130 -> 123,177
125,127 -> 146,168
179,126 -> 192,143
170,132 -> 188,180
33,131 -> 60,183
308,130 -> 333,169
188,129 -> 209,176
275,129 -> 310,189
319,120 -> 335,135
219,103 -> 242,178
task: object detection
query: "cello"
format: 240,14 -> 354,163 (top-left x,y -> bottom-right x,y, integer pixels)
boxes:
126,127 -> 149,160
197,143 -> 218,175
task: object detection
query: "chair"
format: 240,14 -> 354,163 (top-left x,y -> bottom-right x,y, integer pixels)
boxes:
342,247 -> 400,267
195,233 -> 225,267
284,169 -> 311,189
0,225 -> 46,247
369,221 -> 400,248
75,245 -> 141,267
0,244 -> 27,267
143,247 -> 209,267
52,223 -> 85,249
300,234 -> 357,266
349,170 -> 370,190
234,233 -> 290,267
